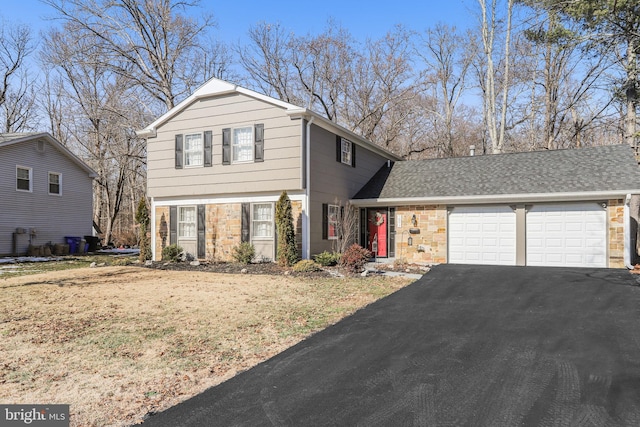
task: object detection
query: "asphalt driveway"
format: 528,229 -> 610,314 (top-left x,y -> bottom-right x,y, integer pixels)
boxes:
141,265 -> 640,426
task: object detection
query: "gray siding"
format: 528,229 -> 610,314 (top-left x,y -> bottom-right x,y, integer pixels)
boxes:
308,125 -> 391,255
148,93 -> 303,198
0,139 -> 94,255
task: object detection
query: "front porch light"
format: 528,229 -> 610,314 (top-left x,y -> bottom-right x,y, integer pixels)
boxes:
408,236 -> 413,246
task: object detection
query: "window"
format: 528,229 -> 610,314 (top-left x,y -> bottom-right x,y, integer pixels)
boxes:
328,204 -> 340,240
252,203 -> 273,238
178,206 -> 197,238
184,133 -> 203,167
233,127 -> 254,163
16,166 -> 32,192
341,138 -> 352,165
48,172 -> 61,195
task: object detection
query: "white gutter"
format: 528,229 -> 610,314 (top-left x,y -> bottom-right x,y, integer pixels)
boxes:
624,194 -> 634,269
350,190 -> 640,207
303,117 -> 314,259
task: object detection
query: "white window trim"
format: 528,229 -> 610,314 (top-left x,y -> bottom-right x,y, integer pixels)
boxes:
178,205 -> 197,240
341,138 -> 352,165
328,204 -> 340,240
251,202 -> 274,240
232,126 -> 254,164
183,133 -> 204,168
16,166 -> 32,192
48,171 -> 62,196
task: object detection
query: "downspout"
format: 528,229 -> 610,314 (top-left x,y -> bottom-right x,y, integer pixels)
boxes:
150,197 -> 156,261
624,194 -> 634,269
304,117 -> 314,259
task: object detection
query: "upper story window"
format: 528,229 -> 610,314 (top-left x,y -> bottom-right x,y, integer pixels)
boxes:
48,172 -> 61,195
16,166 -> 32,192
184,133 -> 203,167
341,139 -> 352,165
336,136 -> 356,167
233,127 -> 254,163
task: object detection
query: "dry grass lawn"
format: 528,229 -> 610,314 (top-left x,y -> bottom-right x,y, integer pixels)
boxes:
0,266 -> 413,426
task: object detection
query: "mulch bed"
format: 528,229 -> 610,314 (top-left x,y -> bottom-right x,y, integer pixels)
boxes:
143,260 -> 335,277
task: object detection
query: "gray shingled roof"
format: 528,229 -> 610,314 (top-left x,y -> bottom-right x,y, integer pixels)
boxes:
353,145 -> 640,200
0,132 -> 41,145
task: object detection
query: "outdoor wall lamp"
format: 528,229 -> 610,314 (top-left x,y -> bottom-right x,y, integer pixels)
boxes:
408,236 -> 413,246
411,214 -> 417,227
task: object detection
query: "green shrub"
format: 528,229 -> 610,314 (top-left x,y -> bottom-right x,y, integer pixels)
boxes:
314,251 -> 341,266
232,242 -> 255,264
292,259 -> 322,272
339,244 -> 372,273
162,244 -> 183,262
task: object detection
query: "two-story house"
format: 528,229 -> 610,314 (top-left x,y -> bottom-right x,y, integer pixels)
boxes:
137,78 -> 401,262
0,133 -> 97,256
139,78 -> 640,269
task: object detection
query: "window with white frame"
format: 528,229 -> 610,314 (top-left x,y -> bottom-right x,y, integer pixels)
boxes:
178,206 -> 197,238
341,138 -> 352,165
48,172 -> 61,195
328,204 -> 340,240
184,133 -> 203,167
16,166 -> 32,192
252,203 -> 273,238
233,127 -> 254,163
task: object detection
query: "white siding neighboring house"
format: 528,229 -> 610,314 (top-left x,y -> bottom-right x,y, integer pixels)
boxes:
0,133 -> 97,256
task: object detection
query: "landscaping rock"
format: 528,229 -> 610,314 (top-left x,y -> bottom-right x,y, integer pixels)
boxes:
190,260 -> 200,266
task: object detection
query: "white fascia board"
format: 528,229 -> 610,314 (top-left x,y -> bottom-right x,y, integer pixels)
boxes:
287,108 -> 403,161
349,190 -> 640,206
153,191 -> 307,207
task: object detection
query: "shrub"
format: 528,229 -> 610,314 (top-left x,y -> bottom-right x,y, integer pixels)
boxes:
162,244 -> 183,262
339,244 -> 372,273
393,257 -> 408,269
292,259 -> 322,272
314,251 -> 341,267
232,242 -> 255,264
276,191 -> 299,267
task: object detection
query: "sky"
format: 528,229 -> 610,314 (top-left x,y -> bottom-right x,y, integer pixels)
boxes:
1,0 -> 479,46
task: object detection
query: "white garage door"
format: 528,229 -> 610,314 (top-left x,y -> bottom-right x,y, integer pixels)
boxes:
526,203 -> 606,268
448,206 -> 517,266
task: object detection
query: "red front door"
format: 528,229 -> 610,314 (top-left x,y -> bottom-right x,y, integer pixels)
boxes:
367,210 -> 387,257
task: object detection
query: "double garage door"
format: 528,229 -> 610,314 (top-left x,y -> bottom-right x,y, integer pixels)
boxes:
448,203 -> 607,268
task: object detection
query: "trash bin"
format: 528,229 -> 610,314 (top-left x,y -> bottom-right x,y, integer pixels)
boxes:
84,236 -> 101,252
65,236 -> 81,254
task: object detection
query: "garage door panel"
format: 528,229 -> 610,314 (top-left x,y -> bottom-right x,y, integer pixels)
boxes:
526,203 -> 606,268
449,206 -> 516,266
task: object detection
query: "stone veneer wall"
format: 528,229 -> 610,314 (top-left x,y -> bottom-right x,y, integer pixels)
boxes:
608,198 -> 625,268
155,200 -> 304,262
394,205 -> 447,264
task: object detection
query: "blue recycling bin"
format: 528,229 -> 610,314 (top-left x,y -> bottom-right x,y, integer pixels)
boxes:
65,236 -> 81,254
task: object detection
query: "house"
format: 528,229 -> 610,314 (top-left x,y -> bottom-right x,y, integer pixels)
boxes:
0,133 -> 97,256
138,77 -> 640,268
136,78 -> 402,262
352,145 -> 640,268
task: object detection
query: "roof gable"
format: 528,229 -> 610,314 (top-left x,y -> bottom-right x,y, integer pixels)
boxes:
354,145 -> 640,202
0,133 -> 97,178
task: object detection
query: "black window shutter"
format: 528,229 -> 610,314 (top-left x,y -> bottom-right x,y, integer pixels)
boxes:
241,203 -> 251,243
197,204 -> 206,258
359,208 -> 366,247
222,128 -> 231,165
254,124 -> 264,162
388,207 -> 396,257
322,203 -> 328,240
351,143 -> 356,168
175,135 -> 183,169
336,135 -> 341,163
204,131 -> 212,167
169,206 -> 177,245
